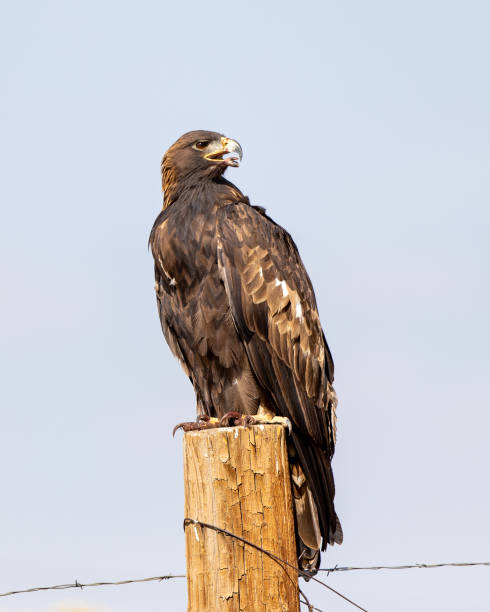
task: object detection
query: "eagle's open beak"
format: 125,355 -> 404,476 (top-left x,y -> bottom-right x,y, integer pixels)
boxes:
204,137 -> 243,167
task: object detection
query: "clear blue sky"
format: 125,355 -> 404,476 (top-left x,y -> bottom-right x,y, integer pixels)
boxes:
1,1 -> 489,611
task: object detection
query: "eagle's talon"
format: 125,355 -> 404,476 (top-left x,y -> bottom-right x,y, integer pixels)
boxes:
219,411 -> 243,427
172,415 -> 220,436
172,421 -> 193,436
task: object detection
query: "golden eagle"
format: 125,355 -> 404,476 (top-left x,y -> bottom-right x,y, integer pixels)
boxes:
149,130 -> 342,575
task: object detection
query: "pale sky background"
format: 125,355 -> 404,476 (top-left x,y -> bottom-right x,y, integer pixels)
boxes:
1,1 -> 489,611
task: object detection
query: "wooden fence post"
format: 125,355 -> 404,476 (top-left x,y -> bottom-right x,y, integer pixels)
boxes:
183,424 -> 300,612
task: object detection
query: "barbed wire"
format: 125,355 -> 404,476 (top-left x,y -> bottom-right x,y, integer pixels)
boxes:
320,561 -> 490,573
0,574 -> 185,598
3,558 -> 487,599
0,518 -> 487,611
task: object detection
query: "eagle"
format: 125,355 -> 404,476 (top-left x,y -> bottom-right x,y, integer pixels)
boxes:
149,130 -> 342,575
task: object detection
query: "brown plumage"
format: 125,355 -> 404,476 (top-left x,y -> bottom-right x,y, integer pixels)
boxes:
149,130 -> 342,575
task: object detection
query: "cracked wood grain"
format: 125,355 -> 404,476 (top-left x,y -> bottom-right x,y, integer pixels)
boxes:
183,425 -> 299,612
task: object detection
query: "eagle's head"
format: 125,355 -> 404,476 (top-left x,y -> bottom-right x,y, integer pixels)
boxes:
161,130 -> 242,204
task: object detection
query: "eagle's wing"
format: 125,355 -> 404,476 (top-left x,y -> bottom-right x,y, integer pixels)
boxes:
217,202 -> 341,547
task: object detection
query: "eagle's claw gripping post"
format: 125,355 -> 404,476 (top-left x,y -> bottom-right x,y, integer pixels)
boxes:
172,414 -> 220,436
219,411 -> 247,427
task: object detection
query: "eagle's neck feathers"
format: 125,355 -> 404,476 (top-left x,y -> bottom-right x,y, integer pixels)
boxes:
162,167 -> 245,210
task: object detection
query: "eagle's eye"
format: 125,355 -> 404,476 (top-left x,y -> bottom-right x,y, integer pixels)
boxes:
194,140 -> 209,151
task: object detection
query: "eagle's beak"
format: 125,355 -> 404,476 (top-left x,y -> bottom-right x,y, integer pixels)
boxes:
204,137 -> 243,167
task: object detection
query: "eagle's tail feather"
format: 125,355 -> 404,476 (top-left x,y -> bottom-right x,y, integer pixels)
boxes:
289,430 -> 342,577
297,541 -> 321,579
290,459 -> 323,577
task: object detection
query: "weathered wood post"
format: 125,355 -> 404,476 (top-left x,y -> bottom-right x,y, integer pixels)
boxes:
183,424 -> 300,612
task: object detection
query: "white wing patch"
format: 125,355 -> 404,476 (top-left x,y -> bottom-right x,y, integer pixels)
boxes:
274,278 -> 303,319
274,278 -> 289,297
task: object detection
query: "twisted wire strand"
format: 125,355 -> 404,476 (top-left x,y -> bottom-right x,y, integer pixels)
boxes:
184,518 -> 368,612
320,561 -> 490,573
0,574 -> 185,598
1,524 -> 487,609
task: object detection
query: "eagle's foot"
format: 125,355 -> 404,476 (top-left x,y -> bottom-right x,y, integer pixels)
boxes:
218,411 -> 292,434
174,411 -> 292,435
172,414 -> 220,436
251,414 -> 292,435
219,411 -> 256,427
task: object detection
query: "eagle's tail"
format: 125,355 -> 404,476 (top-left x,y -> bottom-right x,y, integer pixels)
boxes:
289,448 -> 343,578
290,458 -> 323,577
